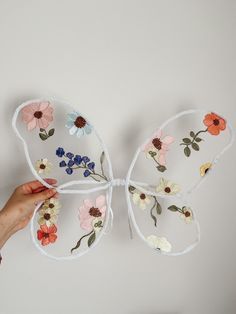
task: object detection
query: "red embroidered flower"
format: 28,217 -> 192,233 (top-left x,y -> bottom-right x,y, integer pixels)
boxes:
203,112 -> 226,135
37,224 -> 57,246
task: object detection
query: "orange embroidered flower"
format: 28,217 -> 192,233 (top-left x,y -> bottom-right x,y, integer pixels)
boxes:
203,112 -> 226,135
37,224 -> 57,246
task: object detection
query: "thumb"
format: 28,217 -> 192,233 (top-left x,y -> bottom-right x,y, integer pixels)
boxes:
29,188 -> 57,203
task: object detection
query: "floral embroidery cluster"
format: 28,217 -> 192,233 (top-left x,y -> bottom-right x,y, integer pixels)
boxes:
71,195 -> 106,253
21,101 -> 55,141
37,198 -> 61,246
132,112 -> 226,252
180,112 -> 226,157
20,103 -> 227,253
56,148 -> 108,181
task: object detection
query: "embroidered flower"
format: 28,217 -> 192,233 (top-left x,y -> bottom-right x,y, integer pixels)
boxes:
79,195 -> 106,232
35,158 -> 52,174
66,111 -> 93,137
142,129 -> 174,165
179,206 -> 193,223
21,101 -> 53,131
132,192 -> 151,210
146,235 -> 172,253
42,198 -> 61,211
37,224 -> 57,246
56,148 -> 108,181
181,112 -> 227,157
21,101 -> 55,140
71,195 -> 106,253
203,112 -> 226,135
200,162 -> 212,176
38,207 -> 59,226
56,147 -> 65,157
156,178 -> 181,195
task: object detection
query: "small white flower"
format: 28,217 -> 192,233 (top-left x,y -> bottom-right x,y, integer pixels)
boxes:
92,218 -> 103,232
38,208 -> 59,227
132,192 -> 151,210
35,158 -> 52,175
42,198 -> 61,212
179,206 -> 193,223
156,177 -> 181,195
146,235 -> 172,253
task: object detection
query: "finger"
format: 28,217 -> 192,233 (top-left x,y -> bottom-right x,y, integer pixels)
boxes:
30,188 -> 57,203
20,179 -> 57,194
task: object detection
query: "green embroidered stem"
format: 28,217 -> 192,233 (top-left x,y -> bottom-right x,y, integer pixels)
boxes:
150,155 -> 167,172
71,230 -> 94,254
180,128 -> 208,157
71,162 -> 108,182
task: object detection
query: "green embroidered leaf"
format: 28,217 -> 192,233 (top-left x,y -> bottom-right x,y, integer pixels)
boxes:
195,137 -> 202,142
157,165 -> 166,172
100,151 -> 105,165
150,211 -> 157,227
48,128 -> 55,136
40,128 -> 45,132
39,133 -> 48,141
88,232 -> 96,247
155,201 -> 162,215
190,131 -> 195,138
128,185 -> 136,193
168,205 -> 179,212
182,138 -> 191,144
149,151 -> 157,157
184,146 -> 191,157
192,143 -> 199,151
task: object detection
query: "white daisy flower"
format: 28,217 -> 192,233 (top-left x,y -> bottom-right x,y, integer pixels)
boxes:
179,206 -> 193,223
35,158 -> 52,174
146,235 -> 172,253
66,111 -> 93,137
38,207 -> 59,227
156,177 -> 181,195
132,192 -> 151,210
42,198 -> 61,212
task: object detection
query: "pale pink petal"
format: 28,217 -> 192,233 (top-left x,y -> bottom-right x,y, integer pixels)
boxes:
43,106 -> 53,115
152,129 -> 162,139
100,206 -> 107,217
158,153 -> 166,165
43,113 -> 53,122
22,111 -> 34,123
141,141 -> 153,152
95,195 -> 106,208
162,136 -> 175,145
39,117 -> 50,129
39,101 -> 50,111
83,199 -> 94,209
27,118 -> 37,130
80,217 -> 93,232
25,103 -> 40,113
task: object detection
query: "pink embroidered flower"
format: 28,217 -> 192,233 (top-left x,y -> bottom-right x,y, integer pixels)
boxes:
21,101 -> 53,131
79,195 -> 106,232
37,224 -> 57,246
142,129 -> 174,165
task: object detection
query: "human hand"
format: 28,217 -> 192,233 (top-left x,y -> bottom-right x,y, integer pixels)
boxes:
0,179 -> 57,250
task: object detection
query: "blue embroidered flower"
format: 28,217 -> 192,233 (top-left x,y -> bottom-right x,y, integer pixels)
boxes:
82,156 -> 90,164
59,160 -> 67,167
66,152 -> 74,159
66,167 -> 73,175
83,170 -> 91,177
68,159 -> 75,167
66,111 -> 93,137
87,162 -> 95,171
56,147 -> 65,157
74,155 -> 82,165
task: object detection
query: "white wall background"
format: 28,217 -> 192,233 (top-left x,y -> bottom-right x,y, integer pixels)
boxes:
0,1 -> 236,313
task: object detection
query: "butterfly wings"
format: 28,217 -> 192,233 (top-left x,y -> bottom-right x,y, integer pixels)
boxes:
13,99 -> 113,259
126,110 -> 234,255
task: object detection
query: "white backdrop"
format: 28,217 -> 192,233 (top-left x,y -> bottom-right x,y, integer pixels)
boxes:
0,1 -> 236,313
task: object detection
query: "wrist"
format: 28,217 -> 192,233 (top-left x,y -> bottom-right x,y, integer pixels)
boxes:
0,209 -> 14,249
